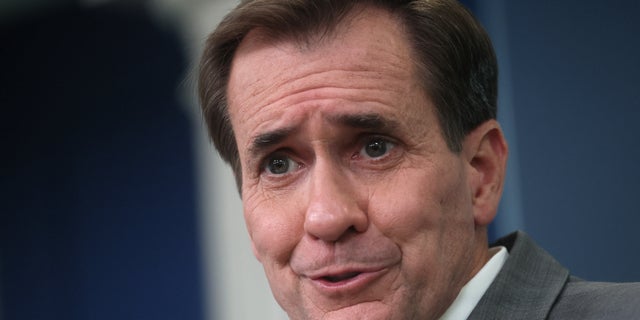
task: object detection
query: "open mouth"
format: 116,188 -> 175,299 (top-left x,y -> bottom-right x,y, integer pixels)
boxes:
309,268 -> 388,293
321,271 -> 361,283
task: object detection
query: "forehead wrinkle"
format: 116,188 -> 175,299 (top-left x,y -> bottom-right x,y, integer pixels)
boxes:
243,65 -> 410,116
230,5 -> 423,168
233,26 -> 414,108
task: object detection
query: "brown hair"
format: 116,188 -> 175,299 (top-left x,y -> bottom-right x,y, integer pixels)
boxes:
198,0 -> 498,189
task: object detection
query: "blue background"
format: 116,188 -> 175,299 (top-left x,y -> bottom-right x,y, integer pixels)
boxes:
475,0 -> 640,282
2,3 -> 203,320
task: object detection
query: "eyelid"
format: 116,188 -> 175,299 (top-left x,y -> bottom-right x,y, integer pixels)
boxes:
362,134 -> 397,148
259,150 -> 303,177
366,136 -> 394,154
352,134 -> 402,165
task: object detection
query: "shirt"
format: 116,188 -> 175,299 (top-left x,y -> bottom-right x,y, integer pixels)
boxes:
438,246 -> 509,320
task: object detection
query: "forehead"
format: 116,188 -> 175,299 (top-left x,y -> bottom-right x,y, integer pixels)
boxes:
229,7 -> 412,87
226,6 -> 432,156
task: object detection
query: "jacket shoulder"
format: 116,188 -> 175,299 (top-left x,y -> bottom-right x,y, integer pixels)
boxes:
549,277 -> 640,319
469,231 -> 569,319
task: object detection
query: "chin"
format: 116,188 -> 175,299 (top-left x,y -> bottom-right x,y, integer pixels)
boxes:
286,301 -> 398,320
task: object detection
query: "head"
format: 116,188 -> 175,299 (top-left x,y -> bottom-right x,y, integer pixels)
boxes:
200,0 -> 498,189
199,0 -> 507,319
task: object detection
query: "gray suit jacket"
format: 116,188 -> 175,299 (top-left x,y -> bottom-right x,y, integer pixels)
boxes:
468,231 -> 640,319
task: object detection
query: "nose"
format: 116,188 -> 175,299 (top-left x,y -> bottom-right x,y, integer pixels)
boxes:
303,161 -> 368,242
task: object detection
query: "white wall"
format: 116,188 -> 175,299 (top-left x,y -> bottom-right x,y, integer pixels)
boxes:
148,0 -> 287,319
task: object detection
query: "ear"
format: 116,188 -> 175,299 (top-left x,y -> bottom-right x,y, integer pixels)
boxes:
462,120 -> 508,227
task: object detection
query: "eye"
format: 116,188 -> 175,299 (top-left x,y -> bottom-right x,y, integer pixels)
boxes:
263,154 -> 299,175
361,137 -> 395,159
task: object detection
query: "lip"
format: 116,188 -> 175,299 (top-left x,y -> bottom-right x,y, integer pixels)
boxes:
307,266 -> 389,296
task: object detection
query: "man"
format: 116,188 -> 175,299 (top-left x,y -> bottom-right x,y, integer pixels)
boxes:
198,0 -> 640,319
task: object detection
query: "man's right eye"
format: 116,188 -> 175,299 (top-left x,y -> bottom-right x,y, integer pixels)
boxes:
263,155 -> 299,175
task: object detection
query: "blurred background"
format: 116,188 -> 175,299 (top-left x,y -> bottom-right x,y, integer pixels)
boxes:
2,0 -> 639,319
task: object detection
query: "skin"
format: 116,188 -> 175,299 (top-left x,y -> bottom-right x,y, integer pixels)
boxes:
226,6 -> 508,320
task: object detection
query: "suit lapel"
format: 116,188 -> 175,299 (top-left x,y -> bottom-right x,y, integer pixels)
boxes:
468,231 -> 569,320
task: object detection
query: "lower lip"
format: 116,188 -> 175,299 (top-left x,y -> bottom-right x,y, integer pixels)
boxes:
310,268 -> 388,295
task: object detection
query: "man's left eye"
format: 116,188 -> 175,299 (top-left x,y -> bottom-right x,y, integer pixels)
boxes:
361,137 -> 395,158
264,155 -> 298,175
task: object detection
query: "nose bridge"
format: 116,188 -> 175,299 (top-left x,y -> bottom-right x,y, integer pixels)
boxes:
304,157 -> 368,242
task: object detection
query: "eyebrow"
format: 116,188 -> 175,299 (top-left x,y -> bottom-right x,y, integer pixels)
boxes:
249,126 -> 297,159
248,113 -> 400,158
328,113 -> 400,132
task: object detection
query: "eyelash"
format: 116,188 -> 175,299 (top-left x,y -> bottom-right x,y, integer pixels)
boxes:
258,134 -> 400,178
261,152 -> 302,176
354,136 -> 397,161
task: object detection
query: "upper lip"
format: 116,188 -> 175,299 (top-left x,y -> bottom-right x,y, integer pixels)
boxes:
306,265 -> 386,282
317,271 -> 362,282
290,233 -> 402,285
304,265 -> 391,296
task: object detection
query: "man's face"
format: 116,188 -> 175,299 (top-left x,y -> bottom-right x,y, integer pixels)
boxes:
226,7 -> 492,320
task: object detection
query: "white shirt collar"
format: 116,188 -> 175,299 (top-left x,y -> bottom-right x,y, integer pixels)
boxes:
438,246 -> 509,320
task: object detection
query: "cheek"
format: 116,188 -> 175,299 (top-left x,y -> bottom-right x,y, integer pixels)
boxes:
242,190 -> 308,314
243,190 -> 304,266
366,161 -> 474,258
367,168 -> 443,237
